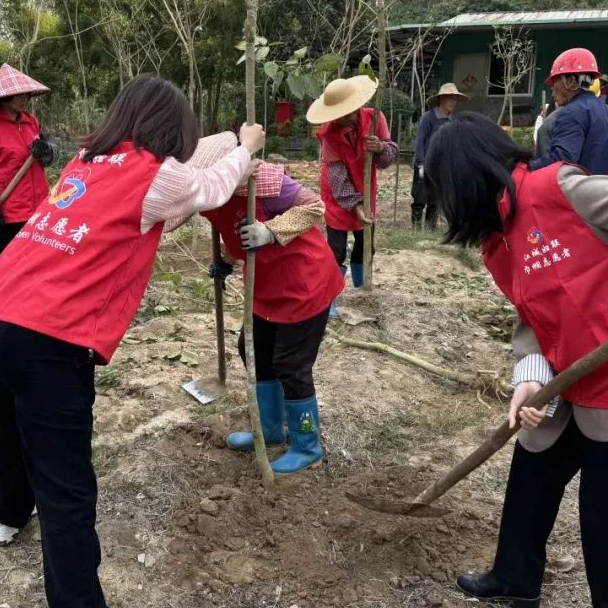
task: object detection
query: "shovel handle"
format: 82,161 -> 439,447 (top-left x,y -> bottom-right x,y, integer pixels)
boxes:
211,226 -> 227,387
0,155 -> 35,205
414,339 -> 608,506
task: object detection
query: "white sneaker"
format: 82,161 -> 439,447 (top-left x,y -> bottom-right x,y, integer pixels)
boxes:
0,523 -> 19,546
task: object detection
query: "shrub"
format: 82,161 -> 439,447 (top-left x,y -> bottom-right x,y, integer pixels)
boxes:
265,135 -> 287,156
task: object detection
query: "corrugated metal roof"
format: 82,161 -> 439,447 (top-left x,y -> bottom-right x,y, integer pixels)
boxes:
443,10 -> 608,27
389,10 -> 608,31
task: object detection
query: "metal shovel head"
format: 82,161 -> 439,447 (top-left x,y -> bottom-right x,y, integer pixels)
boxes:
345,492 -> 451,518
181,378 -> 225,405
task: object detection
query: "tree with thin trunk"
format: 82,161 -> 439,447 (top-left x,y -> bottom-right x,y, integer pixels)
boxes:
490,26 -> 535,128
362,0 -> 386,291
244,0 -> 274,490
61,0 -> 90,131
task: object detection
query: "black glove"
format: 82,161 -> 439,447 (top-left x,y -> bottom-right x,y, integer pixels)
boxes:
209,260 -> 233,290
30,133 -> 57,167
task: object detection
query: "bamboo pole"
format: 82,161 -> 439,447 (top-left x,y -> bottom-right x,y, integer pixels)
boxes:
393,113 -> 402,225
362,0 -> 387,290
244,0 -> 274,489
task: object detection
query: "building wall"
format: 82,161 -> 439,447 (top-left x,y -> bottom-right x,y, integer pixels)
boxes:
441,27 -> 608,124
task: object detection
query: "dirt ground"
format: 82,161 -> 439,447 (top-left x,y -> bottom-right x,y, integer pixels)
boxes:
1,163 -> 590,608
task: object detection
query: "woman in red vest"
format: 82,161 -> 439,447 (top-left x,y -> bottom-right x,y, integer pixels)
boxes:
307,77 -> 398,316
0,75 -> 264,608
426,111 -> 608,608
0,64 -> 56,252
202,156 -> 344,475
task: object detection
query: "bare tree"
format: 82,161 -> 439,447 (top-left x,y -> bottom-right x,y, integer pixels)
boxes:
4,0 -> 46,73
157,0 -> 211,121
61,0 -> 90,130
490,26 -> 535,127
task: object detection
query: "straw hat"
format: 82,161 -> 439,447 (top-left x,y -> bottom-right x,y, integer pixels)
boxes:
427,83 -> 469,107
0,63 -> 50,99
306,76 -> 378,124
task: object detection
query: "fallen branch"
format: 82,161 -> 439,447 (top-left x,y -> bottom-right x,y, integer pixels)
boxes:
327,328 -> 511,397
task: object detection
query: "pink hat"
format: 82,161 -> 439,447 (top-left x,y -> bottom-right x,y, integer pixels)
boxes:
0,63 -> 50,99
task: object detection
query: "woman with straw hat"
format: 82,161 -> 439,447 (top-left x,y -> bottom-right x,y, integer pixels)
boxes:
0,64 -> 56,252
411,82 -> 468,230
307,76 -> 398,317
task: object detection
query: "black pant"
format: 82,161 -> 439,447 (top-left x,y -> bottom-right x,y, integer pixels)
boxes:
0,222 -> 25,254
0,322 -> 107,608
411,166 -> 437,229
326,225 -> 375,267
238,308 -> 330,400
493,417 -> 608,607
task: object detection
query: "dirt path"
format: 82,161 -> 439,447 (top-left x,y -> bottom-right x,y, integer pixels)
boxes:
1,164 -> 589,608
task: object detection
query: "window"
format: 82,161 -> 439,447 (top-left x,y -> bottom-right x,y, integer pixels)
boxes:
487,50 -> 536,97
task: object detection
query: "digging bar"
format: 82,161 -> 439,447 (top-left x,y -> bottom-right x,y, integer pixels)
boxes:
347,338 -> 608,517
182,227 -> 227,404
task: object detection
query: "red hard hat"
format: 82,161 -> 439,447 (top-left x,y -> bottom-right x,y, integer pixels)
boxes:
546,48 -> 600,85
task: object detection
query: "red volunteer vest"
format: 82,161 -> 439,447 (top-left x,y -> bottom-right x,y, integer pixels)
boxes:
483,162 -> 608,408
318,107 -> 378,232
0,111 -> 49,223
203,197 -> 344,324
0,142 -> 163,363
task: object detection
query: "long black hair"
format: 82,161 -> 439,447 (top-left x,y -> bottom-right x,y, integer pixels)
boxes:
425,112 -> 532,247
80,75 -> 198,163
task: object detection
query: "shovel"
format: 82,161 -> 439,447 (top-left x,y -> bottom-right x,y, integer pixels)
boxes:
347,339 -> 608,518
182,227 -> 227,404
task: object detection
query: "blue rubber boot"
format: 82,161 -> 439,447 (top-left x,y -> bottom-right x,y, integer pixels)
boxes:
227,380 -> 285,450
329,265 -> 348,318
271,395 -> 323,475
351,263 -> 364,288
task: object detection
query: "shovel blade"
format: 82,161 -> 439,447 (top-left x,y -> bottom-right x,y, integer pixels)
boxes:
181,379 -> 223,404
345,492 -> 451,518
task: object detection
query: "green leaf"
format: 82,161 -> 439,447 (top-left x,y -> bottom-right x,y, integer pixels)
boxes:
286,74 -> 306,100
154,304 -> 172,314
236,53 -> 247,65
272,71 -> 285,95
164,352 -> 182,361
285,58 -> 298,66
180,351 -> 199,367
304,74 -> 322,98
255,36 -> 268,46
264,61 -> 280,78
316,53 -> 343,74
293,46 -> 308,59
121,336 -> 141,345
235,40 -> 246,51
256,46 -> 270,61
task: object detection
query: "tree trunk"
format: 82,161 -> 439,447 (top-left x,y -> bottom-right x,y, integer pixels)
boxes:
363,0 -> 386,291
244,0 -> 274,490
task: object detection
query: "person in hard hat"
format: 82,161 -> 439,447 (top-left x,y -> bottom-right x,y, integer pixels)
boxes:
306,76 -> 398,317
0,75 -> 265,608
0,64 -> 56,252
535,99 -> 561,157
411,83 -> 468,229
200,154 -> 344,476
427,111 -> 608,608
530,48 -> 608,174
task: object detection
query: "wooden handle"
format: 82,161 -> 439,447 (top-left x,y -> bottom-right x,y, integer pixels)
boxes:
0,155 -> 35,205
414,339 -> 608,506
211,227 -> 227,387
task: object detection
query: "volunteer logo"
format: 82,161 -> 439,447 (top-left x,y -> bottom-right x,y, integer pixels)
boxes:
527,228 -> 544,245
49,169 -> 89,210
